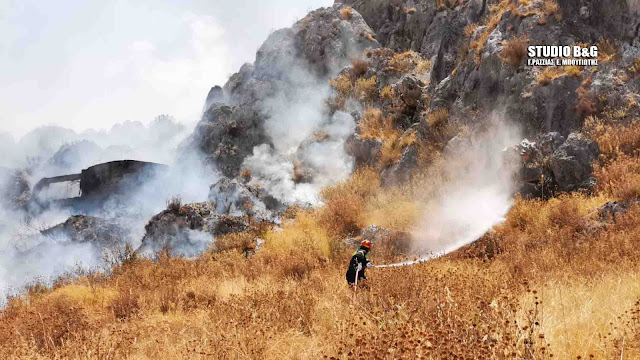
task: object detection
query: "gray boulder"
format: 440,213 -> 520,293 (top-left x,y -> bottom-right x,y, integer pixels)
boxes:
443,135 -> 473,157
514,132 -> 601,198
395,74 -> 423,107
189,106 -> 269,178
551,133 -> 600,192
208,177 -> 283,222
381,144 -> 418,186
538,132 -> 566,156
597,199 -> 640,222
138,202 -> 254,257
41,215 -> 127,251
344,134 -> 382,168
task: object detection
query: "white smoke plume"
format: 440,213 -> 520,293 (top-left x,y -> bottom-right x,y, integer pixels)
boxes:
244,110 -> 356,204
413,115 -> 521,256
241,63 -> 356,205
0,115 -> 190,174
0,116 -> 218,298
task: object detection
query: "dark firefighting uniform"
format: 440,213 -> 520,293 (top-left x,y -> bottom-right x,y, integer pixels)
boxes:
346,247 -> 370,284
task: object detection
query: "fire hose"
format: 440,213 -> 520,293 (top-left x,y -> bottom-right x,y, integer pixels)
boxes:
371,257 -> 431,268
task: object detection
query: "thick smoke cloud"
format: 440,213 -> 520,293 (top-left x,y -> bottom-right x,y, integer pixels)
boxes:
241,61 -> 356,204
0,116 -> 217,298
413,115 -> 521,256
0,115 -> 189,172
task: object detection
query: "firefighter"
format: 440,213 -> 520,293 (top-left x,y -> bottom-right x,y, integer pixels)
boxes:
346,240 -> 373,285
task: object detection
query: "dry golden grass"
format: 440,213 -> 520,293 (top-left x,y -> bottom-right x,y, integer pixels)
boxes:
471,0 -> 516,61
389,51 -> 431,74
265,211 -> 332,255
329,73 -> 353,109
597,38 -> 621,63
585,116 -> 640,158
379,85 -> 396,101
379,130 -> 417,168
425,108 -> 449,128
364,193 -> 421,231
521,267 -> 640,359
354,75 -> 378,102
584,106 -> 640,207
350,56 -> 369,79
3,175 -> 640,359
329,73 -> 352,96
500,36 -> 529,66
536,66 -> 564,85
629,57 -> 640,75
471,0 -> 561,63
319,167 -> 380,239
576,77 -> 597,114
564,64 -> 582,77
594,155 -> 640,201
239,168 -> 252,182
414,58 -> 433,75
358,107 -> 387,140
464,23 -> 479,37
358,107 -> 418,168
543,0 -> 561,20
340,6 -> 352,20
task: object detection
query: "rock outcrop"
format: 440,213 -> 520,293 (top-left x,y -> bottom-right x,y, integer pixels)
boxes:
381,144 -> 419,186
597,199 -> 640,222
140,176 -> 285,256
344,135 -> 382,168
551,133 -> 600,192
184,0 -> 638,199
138,202 -> 256,257
188,106 -> 268,178
183,4 -> 379,179
41,215 -> 128,251
208,177 -> 283,222
515,132 -> 600,198
0,168 -> 31,211
340,0 -> 640,139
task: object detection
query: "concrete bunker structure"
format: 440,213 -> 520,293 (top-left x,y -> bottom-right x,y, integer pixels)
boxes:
33,160 -> 168,211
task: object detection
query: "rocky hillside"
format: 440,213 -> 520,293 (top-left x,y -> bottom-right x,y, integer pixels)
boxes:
176,0 -> 640,206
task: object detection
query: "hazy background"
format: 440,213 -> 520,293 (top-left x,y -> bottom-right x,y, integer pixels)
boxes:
0,0 -> 332,138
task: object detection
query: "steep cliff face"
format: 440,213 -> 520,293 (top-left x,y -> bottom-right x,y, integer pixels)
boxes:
337,0 -> 640,137
321,0 -> 639,195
